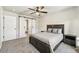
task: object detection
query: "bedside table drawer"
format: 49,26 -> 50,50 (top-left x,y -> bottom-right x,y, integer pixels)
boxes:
65,36 -> 76,40
64,39 -> 75,46
64,35 -> 76,47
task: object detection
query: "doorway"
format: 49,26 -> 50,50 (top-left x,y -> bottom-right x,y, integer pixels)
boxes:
19,16 -> 28,38
28,19 -> 37,34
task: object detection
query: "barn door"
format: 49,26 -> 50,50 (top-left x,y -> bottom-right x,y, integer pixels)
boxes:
3,15 -> 16,41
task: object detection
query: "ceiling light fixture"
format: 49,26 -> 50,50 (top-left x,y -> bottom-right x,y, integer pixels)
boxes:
36,12 -> 40,16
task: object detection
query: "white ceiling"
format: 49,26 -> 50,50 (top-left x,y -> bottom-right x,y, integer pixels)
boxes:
3,6 -> 33,14
2,6 -> 74,17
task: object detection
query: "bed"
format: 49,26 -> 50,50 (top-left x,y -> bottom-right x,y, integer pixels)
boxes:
29,24 -> 64,53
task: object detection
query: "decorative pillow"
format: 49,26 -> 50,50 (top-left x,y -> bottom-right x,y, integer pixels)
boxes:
48,28 -> 52,32
57,28 -> 62,34
52,28 -> 58,33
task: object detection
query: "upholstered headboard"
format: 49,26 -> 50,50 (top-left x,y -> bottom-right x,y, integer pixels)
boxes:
47,24 -> 64,34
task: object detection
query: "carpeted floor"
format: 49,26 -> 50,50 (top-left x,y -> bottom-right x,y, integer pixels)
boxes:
55,43 -> 77,53
0,37 -> 77,53
0,37 -> 39,53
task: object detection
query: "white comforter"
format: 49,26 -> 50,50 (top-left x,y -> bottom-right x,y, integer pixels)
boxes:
31,32 -> 63,52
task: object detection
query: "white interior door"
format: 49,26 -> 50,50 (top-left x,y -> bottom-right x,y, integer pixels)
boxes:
4,15 -> 16,41
32,20 -> 36,34
19,17 -> 27,38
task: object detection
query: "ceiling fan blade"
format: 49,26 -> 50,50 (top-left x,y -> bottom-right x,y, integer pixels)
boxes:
39,11 -> 48,13
41,6 -> 44,9
28,8 -> 35,11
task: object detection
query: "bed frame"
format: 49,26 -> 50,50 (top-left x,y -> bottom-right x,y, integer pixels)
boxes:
29,24 -> 64,53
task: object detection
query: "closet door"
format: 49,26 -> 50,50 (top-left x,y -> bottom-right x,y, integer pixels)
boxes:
4,15 -> 16,41
19,17 -> 27,38
32,20 -> 36,34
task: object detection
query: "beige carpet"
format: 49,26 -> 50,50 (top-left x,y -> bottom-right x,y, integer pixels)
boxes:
0,37 -> 39,53
55,43 -> 77,53
0,37 -> 77,53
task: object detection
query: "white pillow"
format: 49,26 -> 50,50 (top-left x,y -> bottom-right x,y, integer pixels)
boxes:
48,28 -> 52,32
58,29 -> 62,34
52,28 -> 58,33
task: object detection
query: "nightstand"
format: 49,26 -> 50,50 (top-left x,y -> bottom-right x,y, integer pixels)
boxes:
63,34 -> 76,47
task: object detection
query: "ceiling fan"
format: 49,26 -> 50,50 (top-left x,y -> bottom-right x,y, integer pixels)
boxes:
28,6 -> 48,16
